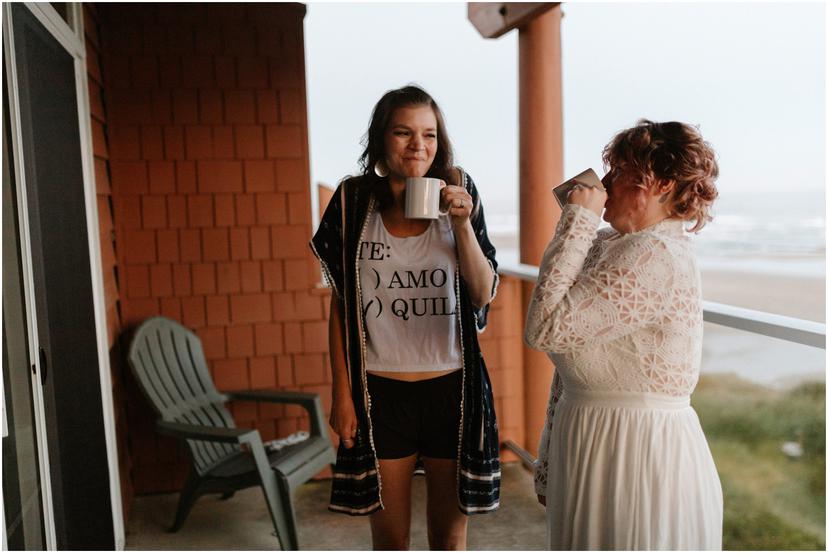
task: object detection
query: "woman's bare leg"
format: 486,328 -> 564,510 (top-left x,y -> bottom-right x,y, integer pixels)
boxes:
423,457 -> 468,550
370,455 -> 418,550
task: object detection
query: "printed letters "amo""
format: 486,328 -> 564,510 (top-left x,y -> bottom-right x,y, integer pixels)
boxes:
387,269 -> 448,290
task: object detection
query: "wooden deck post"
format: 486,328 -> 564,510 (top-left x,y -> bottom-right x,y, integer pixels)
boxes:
469,3 -> 564,457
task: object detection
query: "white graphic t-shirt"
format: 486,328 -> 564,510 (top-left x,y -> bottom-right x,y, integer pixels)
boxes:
358,207 -> 461,372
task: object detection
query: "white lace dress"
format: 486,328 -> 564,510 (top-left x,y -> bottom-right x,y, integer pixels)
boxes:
525,204 -> 723,550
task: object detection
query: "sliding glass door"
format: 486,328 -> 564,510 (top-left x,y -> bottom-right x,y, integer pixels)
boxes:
3,3 -> 120,549
2,82 -> 47,551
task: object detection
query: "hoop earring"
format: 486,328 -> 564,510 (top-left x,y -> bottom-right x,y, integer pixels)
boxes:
374,159 -> 388,178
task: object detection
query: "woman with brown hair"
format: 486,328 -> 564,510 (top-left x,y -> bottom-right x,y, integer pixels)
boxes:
525,120 -> 723,550
310,85 -> 500,550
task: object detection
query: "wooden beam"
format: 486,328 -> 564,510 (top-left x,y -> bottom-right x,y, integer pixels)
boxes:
467,2 -> 559,39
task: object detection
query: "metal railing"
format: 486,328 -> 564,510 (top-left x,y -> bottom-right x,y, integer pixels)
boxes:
498,262 -> 826,349
497,261 -> 825,466
502,440 -> 537,470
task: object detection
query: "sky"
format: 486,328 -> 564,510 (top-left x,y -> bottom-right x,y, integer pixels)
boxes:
304,2 -> 826,219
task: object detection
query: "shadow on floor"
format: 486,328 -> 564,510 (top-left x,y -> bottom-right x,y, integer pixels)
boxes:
125,463 -> 547,550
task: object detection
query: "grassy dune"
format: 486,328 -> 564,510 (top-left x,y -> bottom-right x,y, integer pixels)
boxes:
693,374 -> 825,550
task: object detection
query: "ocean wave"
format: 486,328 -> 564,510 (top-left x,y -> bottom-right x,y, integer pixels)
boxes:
698,216 -> 825,256
484,210 -> 826,258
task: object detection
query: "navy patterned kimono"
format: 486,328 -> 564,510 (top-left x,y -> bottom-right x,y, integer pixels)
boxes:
309,170 -> 501,516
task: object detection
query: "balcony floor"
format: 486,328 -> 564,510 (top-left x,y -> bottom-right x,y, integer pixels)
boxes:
125,462 -> 546,550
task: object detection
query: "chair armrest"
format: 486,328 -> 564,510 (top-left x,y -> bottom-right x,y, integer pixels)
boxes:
226,390 -> 330,441
227,389 -> 317,405
156,420 -> 259,445
157,420 -> 275,482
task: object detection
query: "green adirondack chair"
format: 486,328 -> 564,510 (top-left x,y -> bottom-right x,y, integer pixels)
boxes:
127,316 -> 335,550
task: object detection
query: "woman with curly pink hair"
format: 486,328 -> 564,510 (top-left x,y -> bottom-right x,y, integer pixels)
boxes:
525,120 -> 723,549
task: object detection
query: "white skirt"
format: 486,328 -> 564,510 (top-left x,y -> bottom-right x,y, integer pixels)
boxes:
543,388 -> 723,550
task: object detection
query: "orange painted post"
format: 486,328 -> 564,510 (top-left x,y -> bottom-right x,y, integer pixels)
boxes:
317,183 -> 334,216
518,5 -> 564,457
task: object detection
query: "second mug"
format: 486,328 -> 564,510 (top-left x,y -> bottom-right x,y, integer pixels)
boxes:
405,177 -> 448,219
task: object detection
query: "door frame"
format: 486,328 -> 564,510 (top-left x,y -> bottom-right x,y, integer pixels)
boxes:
3,2 -> 125,549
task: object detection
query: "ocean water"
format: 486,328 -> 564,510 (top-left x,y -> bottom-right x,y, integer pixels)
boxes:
486,189 -> 827,278
696,189 -> 826,278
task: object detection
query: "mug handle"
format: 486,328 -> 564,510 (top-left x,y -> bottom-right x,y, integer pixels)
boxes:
437,180 -> 451,216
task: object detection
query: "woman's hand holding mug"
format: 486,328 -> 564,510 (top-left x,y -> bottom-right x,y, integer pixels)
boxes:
554,168 -> 607,216
568,184 -> 607,217
440,183 -> 473,227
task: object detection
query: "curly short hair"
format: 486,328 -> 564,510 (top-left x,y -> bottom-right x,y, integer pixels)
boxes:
602,120 -> 719,232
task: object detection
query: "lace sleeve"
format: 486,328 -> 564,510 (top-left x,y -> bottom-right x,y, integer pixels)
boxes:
534,371 -> 563,496
524,204 -> 677,353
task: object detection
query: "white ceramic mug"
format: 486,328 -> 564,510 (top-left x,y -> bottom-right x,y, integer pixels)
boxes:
552,168 -> 605,209
404,177 -> 449,219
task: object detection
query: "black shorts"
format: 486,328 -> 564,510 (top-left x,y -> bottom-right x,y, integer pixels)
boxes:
367,370 -> 462,460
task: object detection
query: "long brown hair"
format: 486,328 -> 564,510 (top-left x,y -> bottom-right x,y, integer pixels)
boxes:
357,85 -> 456,211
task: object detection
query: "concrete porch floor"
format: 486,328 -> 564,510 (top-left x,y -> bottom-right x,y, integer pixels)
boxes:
125,463 -> 547,550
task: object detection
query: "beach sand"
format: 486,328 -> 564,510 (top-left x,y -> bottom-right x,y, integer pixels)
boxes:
700,269 -> 825,389
701,269 -> 825,323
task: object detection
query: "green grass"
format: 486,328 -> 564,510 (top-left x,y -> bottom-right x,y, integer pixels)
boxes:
693,374 -> 826,550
